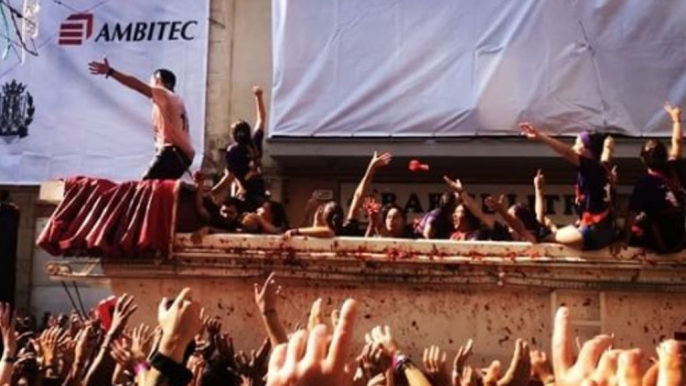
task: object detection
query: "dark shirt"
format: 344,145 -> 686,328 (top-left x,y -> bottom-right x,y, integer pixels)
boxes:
629,159 -> 686,252
338,218 -> 362,237
575,156 -> 612,220
224,129 -> 264,184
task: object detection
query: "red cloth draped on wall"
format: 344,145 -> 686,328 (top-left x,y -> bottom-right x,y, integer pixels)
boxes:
37,177 -> 179,259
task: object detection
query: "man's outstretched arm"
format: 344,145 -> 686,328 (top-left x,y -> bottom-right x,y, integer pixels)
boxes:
89,57 -> 153,99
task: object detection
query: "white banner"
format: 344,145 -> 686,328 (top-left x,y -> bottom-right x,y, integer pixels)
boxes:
271,0 -> 686,138
0,0 -> 209,184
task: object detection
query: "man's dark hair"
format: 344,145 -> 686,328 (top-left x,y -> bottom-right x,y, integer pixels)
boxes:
155,68 -> 176,91
640,139 -> 669,172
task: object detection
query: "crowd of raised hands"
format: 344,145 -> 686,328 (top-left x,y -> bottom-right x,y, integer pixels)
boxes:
1,275 -> 684,386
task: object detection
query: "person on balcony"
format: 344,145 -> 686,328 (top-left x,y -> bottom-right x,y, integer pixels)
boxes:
614,103 -> 685,254
520,123 -> 614,250
212,86 -> 268,212
88,58 -> 194,180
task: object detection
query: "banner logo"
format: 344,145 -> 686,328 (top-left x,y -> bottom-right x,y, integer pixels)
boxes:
58,13 -> 94,45
59,12 -> 198,46
0,81 -> 35,142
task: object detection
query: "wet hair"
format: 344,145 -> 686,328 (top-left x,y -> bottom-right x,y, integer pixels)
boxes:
640,139 -> 668,172
154,68 -> 176,91
322,201 -> 345,234
267,200 -> 289,230
382,203 -> 407,222
231,120 -> 252,145
579,130 -> 605,161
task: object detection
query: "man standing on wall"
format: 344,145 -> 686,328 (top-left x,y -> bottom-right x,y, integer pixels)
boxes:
88,58 -> 195,180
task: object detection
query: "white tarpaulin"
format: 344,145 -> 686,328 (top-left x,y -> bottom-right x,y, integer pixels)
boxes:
270,0 -> 686,138
0,0 -> 208,184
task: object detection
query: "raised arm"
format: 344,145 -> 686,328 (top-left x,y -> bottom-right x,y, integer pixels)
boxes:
665,102 -> 683,160
88,58 -> 153,99
253,272 -> 288,347
533,170 -> 546,225
485,195 -> 537,243
443,176 -> 494,229
253,86 -> 267,131
347,152 -> 392,221
520,123 -> 580,166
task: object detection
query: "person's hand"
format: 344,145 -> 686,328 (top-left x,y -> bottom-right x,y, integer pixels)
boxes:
215,333 -> 239,371
36,326 -> 67,369
370,152 -> 392,170
423,345 -> 450,386
365,326 -> 400,358
187,354 -> 206,386
205,318 -> 222,339
443,176 -> 464,194
73,324 -> 96,366
519,123 -> 541,140
236,338 -> 271,386
109,294 -> 138,338
664,102 -> 682,123
130,324 -> 153,362
452,339 -> 474,386
485,195 -> 506,213
158,288 -> 204,363
88,57 -> 111,76
656,340 -> 684,386
495,339 -> 531,386
254,272 -> 283,316
0,302 -> 16,359
253,86 -> 264,97
357,343 -> 392,381
610,165 -> 619,186
110,338 -> 139,374
553,307 -> 614,386
266,299 -> 358,386
530,350 -> 554,385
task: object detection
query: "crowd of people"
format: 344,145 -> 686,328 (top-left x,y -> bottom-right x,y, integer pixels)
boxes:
85,60 -> 686,254
0,273 -> 684,386
189,90 -> 685,255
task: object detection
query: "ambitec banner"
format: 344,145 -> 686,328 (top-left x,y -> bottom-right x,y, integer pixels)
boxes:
0,0 -> 209,184
270,0 -> 686,138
